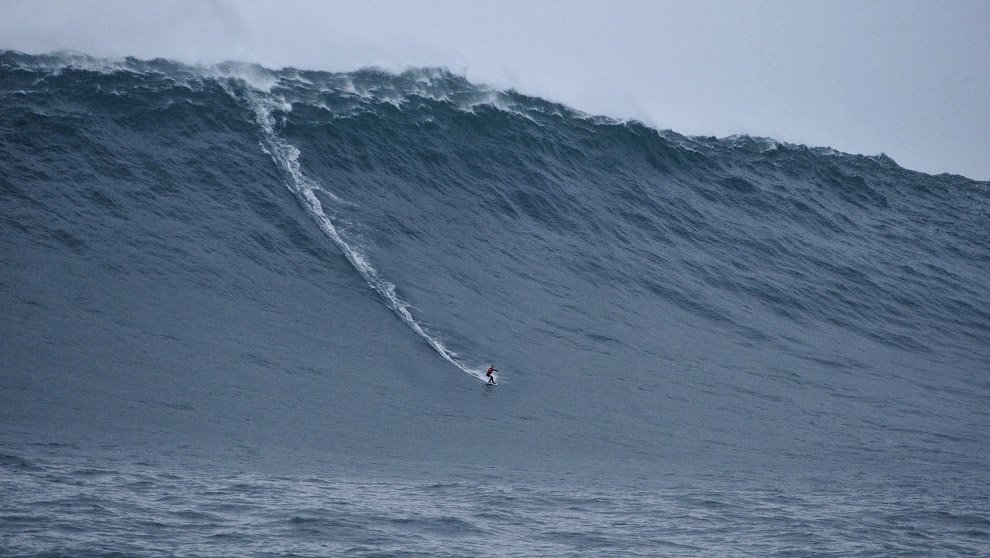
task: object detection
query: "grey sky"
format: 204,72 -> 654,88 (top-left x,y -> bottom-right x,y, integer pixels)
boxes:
3,0 -> 989,179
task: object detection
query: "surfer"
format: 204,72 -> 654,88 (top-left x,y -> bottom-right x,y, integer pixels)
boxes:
486,365 -> 498,384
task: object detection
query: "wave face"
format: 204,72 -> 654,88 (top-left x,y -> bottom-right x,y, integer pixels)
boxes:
2,51 -> 989,476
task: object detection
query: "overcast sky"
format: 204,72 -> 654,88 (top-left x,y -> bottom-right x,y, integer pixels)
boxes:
3,0 -> 989,179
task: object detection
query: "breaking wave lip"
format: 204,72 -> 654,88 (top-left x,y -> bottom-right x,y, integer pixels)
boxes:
2,50 -> 585,132
0,50 -> 948,175
233,83 -> 490,383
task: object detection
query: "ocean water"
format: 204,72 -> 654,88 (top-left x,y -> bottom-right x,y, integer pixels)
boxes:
3,445 -> 987,557
1,51 -> 988,556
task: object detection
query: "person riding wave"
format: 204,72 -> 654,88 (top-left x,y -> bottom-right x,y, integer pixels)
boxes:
486,365 -> 498,384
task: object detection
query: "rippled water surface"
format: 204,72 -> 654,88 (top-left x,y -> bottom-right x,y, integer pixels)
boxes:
2,51 -> 988,556
2,445 -> 988,557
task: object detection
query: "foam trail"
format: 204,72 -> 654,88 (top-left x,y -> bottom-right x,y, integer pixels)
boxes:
241,88 -> 487,382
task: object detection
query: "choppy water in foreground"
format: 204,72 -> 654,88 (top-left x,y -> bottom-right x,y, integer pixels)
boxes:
3,444 -> 988,557
1,51 -> 988,555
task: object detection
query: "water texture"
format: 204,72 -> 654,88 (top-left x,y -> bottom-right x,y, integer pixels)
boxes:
2,446 -> 988,557
1,51 -> 988,556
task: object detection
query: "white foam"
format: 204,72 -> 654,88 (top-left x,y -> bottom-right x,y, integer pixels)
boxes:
239,86 -> 486,382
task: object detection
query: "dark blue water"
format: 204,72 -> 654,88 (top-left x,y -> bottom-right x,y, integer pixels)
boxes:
2,51 -> 988,556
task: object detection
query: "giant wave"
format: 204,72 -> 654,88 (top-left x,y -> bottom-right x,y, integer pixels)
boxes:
2,51 -> 988,477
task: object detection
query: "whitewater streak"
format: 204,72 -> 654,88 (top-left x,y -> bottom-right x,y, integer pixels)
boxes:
239,87 -> 486,382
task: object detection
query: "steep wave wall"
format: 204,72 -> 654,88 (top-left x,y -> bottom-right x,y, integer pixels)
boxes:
2,52 -> 988,473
